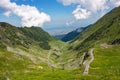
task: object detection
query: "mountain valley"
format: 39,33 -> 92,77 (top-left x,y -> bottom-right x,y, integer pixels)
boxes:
0,6 -> 120,80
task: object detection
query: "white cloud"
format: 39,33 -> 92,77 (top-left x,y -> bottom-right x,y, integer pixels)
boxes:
57,0 -> 81,6
110,0 -> 120,7
66,20 -> 75,26
0,0 -> 51,27
4,11 -> 11,17
82,0 -> 106,12
72,5 -> 91,20
58,0 -> 120,20
58,0 -> 107,12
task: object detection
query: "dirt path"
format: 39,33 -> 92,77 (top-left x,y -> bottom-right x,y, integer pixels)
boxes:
47,47 -> 64,69
47,48 -> 59,68
47,50 -> 53,67
100,43 -> 112,48
80,52 -> 86,65
83,48 -> 94,75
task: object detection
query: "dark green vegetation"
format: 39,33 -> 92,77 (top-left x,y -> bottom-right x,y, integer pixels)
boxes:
0,6 -> 120,80
0,22 -> 31,48
19,27 -> 54,50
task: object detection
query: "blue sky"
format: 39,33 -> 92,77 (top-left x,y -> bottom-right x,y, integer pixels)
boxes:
0,0 -> 120,35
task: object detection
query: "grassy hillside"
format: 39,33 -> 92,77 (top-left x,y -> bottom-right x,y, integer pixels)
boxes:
0,22 -> 31,48
89,45 -> 120,80
0,22 -> 69,80
19,27 -> 54,50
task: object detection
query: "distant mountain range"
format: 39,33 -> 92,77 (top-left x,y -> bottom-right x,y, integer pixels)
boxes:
53,25 -> 90,42
61,25 -> 90,42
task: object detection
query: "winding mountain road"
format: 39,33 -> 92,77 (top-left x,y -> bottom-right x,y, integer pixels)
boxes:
83,48 -> 94,75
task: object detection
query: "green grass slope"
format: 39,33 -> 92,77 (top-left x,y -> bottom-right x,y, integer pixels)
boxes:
0,22 -> 31,48
0,22 -> 69,80
19,27 -> 54,50
88,45 -> 120,80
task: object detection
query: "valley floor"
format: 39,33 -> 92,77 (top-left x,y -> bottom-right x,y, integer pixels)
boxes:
0,45 -> 120,80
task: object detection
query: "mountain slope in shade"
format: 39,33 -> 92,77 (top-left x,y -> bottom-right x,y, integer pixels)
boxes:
62,25 -> 90,42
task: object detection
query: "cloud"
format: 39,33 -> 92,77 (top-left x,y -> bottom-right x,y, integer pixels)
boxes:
72,5 -> 91,20
58,0 -> 107,11
66,20 -> 75,26
110,0 -> 120,7
0,0 -> 51,27
57,0 -> 81,6
58,0 -> 120,20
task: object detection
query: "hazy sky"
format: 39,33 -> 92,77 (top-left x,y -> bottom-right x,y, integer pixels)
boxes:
0,0 -> 120,35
